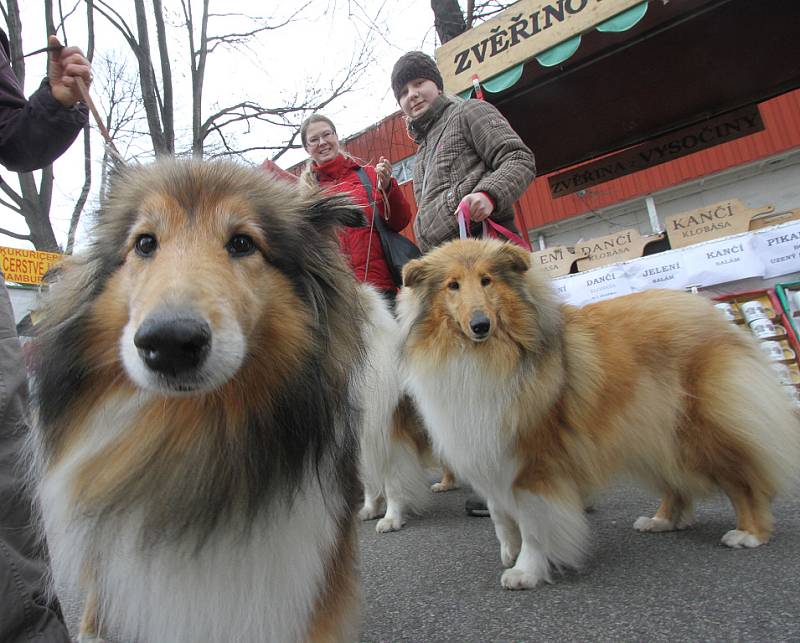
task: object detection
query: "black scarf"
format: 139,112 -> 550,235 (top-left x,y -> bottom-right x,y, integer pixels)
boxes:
407,94 -> 453,144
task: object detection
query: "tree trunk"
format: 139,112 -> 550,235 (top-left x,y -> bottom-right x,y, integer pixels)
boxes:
133,0 -> 170,155
190,0 -> 210,159
152,0 -> 174,151
66,0 -> 96,253
431,0 -> 466,43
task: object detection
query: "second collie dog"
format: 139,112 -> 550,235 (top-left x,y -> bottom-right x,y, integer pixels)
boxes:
30,160 -> 366,642
398,238 -> 799,590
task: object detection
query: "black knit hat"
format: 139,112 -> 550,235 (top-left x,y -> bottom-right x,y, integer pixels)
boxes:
391,51 -> 444,101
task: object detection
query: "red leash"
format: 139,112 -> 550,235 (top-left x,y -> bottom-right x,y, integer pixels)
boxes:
456,201 -> 531,251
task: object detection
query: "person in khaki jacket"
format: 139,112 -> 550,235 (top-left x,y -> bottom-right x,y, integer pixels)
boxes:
390,51 -> 536,253
391,51 -> 536,516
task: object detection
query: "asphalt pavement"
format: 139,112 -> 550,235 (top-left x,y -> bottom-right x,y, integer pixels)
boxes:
357,480 -> 800,642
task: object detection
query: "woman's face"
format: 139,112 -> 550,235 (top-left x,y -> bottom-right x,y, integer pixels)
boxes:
397,78 -> 442,119
304,121 -> 340,164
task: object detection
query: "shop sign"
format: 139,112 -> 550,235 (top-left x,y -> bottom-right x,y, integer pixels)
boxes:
550,222 -> 800,307
549,106 -> 764,198
681,235 -> 763,287
750,208 -> 800,231
553,263 -> 631,306
436,0 -> 643,95
665,198 -> 772,249
530,244 -> 586,277
574,228 -> 660,271
752,220 -> 800,279
625,253 -> 688,292
0,246 -> 62,285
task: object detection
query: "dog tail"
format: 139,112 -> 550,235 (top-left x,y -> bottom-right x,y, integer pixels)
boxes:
708,346 -> 800,496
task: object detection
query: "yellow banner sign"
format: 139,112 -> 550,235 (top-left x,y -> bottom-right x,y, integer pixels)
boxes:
435,0 -> 644,95
0,246 -> 62,285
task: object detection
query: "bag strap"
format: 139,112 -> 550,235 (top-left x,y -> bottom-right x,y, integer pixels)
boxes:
354,167 -> 382,224
354,167 -> 385,283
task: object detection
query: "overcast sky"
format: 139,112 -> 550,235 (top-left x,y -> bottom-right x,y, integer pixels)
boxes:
1,0 -> 443,251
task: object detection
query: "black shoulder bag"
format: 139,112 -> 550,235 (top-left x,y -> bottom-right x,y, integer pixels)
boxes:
355,167 -> 421,287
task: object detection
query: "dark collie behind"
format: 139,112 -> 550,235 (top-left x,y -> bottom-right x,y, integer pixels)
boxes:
30,159 -> 366,642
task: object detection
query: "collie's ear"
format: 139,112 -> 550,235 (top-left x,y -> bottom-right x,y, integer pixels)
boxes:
495,242 -> 531,274
402,257 -> 427,288
306,193 -> 366,231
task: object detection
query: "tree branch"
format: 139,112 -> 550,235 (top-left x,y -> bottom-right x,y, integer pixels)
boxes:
0,227 -> 32,242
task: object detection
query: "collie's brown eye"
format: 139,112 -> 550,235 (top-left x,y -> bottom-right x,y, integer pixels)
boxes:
134,234 -> 157,257
481,276 -> 492,287
226,234 -> 256,257
447,281 -> 460,290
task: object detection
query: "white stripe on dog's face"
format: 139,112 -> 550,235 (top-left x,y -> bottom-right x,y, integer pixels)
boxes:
121,305 -> 245,394
113,194 -> 275,395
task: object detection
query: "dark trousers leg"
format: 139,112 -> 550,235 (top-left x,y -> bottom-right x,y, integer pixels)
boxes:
0,282 -> 70,643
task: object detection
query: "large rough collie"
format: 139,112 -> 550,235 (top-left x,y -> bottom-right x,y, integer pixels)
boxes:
397,238 -> 799,590
30,160 -> 366,642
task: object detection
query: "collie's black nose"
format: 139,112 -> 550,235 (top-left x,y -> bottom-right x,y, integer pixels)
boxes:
469,312 -> 491,338
134,313 -> 211,375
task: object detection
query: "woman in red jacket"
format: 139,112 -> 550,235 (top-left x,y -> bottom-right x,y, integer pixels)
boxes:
299,114 -> 413,303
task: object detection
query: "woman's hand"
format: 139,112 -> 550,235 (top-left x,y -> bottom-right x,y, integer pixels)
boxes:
376,156 -> 392,191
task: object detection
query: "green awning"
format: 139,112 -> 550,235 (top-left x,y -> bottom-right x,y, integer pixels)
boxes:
460,2 -> 649,98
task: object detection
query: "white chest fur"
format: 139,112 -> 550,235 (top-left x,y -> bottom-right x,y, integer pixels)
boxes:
38,394 -> 344,643
406,353 -> 520,495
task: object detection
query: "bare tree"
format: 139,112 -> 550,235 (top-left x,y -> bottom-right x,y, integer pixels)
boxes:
431,0 -> 513,41
431,0 -> 466,43
94,54 -> 147,199
0,0 -> 59,251
65,0 -> 96,253
91,1 -> 374,160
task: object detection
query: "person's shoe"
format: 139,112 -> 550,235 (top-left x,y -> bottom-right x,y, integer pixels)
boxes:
465,495 -> 490,517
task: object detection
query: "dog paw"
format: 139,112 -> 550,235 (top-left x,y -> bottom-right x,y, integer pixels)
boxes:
500,568 -> 543,590
431,481 -> 459,493
77,635 -> 106,643
500,542 -> 520,568
633,516 -> 676,532
376,515 -> 404,533
358,505 -> 381,521
721,529 -> 765,548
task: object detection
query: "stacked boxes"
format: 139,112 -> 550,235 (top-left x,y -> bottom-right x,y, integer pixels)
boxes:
712,289 -> 800,408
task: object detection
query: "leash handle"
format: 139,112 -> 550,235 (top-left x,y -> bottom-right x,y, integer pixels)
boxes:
457,201 -> 470,239
456,200 -> 531,251
75,76 -> 127,166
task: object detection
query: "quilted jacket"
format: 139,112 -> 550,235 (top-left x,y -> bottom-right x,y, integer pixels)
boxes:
409,95 -> 535,252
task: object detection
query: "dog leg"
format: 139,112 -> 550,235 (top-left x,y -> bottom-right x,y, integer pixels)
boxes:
719,480 -> 773,548
500,488 -> 588,590
634,490 -> 693,533
376,495 -> 406,533
359,484 -> 383,521
77,587 -> 106,643
487,500 -> 521,567
431,465 -> 459,493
